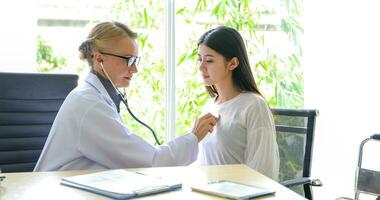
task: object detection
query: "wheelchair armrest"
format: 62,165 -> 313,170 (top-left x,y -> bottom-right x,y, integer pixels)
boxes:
281,177 -> 323,188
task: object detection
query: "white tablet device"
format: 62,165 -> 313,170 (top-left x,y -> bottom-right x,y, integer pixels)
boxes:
191,180 -> 275,200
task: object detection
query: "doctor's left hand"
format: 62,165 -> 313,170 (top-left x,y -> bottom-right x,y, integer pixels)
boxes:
191,113 -> 217,142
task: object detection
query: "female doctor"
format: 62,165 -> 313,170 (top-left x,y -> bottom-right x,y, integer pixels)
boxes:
34,21 -> 217,171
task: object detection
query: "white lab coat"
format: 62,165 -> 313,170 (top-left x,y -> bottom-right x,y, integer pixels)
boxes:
34,73 -> 198,171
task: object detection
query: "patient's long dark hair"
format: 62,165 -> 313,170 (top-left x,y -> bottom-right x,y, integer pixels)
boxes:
198,26 -> 263,98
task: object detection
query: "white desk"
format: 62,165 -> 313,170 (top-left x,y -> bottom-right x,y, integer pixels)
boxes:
0,164 -> 305,200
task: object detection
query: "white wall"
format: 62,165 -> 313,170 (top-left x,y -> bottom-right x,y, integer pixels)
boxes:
0,1 -> 37,72
304,0 -> 380,199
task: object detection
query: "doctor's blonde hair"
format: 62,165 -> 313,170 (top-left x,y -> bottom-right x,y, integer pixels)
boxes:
78,21 -> 137,68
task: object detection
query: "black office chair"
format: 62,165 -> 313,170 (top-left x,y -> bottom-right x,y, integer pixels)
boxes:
0,72 -> 78,172
271,108 -> 322,200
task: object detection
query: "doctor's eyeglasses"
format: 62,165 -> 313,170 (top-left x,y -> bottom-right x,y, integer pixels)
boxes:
100,51 -> 141,68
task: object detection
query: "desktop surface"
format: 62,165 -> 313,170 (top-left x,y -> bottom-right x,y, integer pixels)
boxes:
0,164 -> 305,200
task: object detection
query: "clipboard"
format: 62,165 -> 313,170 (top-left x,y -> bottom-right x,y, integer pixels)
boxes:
61,169 -> 181,199
191,180 -> 275,200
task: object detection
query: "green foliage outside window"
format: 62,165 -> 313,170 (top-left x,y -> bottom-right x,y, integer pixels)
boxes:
36,35 -> 68,72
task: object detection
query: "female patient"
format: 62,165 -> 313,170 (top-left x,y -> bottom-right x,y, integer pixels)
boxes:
197,26 -> 280,180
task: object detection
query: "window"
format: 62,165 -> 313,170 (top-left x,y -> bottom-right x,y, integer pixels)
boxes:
34,0 -> 303,145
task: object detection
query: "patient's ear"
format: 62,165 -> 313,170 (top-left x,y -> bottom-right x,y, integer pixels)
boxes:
228,57 -> 239,70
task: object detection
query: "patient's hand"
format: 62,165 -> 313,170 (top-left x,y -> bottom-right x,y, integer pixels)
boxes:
192,113 -> 218,142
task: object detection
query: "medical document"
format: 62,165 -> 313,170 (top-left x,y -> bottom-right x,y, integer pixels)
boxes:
191,180 -> 275,200
61,169 -> 181,199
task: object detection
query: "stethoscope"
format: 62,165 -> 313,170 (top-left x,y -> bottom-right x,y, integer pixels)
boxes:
98,60 -> 161,145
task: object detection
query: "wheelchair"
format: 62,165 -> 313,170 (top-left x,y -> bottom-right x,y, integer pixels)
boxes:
355,134 -> 380,199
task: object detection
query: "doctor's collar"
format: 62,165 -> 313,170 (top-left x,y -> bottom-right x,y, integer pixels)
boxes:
91,70 -> 121,113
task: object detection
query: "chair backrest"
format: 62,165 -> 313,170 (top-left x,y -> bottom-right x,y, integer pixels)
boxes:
0,72 -> 78,172
271,108 -> 318,197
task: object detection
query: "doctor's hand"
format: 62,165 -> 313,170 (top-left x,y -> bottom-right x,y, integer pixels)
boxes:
192,113 -> 217,142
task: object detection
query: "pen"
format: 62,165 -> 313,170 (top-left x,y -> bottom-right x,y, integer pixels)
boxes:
135,172 -> 162,179
135,172 -> 146,176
